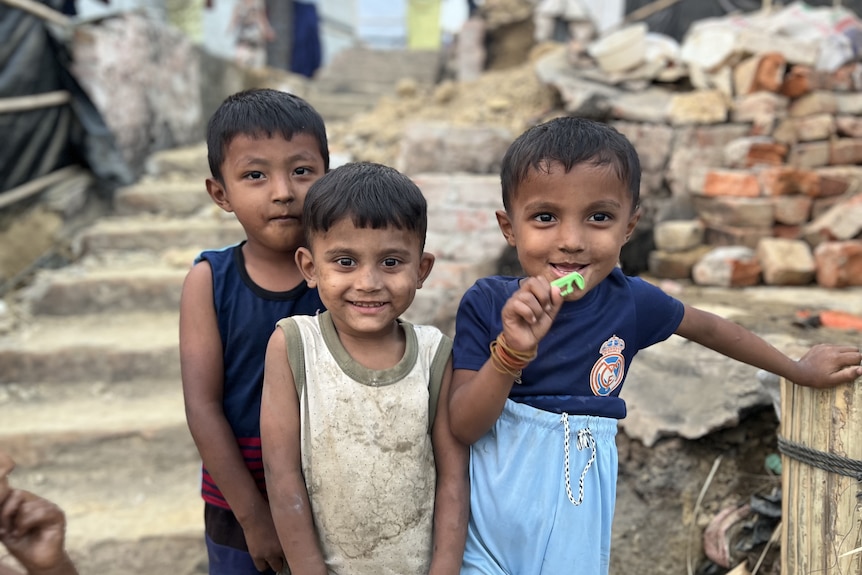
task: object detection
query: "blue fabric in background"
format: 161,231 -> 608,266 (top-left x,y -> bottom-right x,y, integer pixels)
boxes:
291,1 -> 322,78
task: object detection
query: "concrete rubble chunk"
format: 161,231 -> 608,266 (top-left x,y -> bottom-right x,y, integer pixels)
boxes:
829,138 -> 862,165
756,237 -> 816,285
648,245 -> 712,280
803,192 -> 862,245
772,194 -> 813,226
835,115 -> 862,137
653,220 -> 704,252
704,224 -> 772,249
612,121 -> 674,172
788,91 -> 838,117
692,246 -> 762,287
533,46 -> 621,117
791,113 -> 836,142
693,195 -> 774,228
787,141 -> 831,169
731,92 -> 789,134
395,122 -> 513,176
834,92 -> 862,115
669,90 -> 729,125
813,240 -> 862,287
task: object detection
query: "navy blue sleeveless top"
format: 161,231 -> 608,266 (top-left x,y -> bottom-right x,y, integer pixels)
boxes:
196,242 -> 324,508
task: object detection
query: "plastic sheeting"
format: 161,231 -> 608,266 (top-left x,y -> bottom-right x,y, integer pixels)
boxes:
0,0 -> 132,194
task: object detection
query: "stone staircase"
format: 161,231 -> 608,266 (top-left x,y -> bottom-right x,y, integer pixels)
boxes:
305,46 -> 443,122
0,143 -> 238,575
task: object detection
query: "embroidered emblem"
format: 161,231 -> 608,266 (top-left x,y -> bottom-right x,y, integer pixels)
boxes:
590,335 -> 626,396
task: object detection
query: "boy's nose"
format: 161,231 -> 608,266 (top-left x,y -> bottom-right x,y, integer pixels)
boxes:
272,176 -> 294,203
355,266 -> 381,291
559,224 -> 586,253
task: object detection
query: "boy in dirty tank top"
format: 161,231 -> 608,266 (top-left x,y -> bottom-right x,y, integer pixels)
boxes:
260,162 -> 469,575
180,88 -> 328,575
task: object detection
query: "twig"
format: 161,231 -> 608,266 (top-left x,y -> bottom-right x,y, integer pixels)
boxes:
751,521 -> 781,575
687,455 -> 723,575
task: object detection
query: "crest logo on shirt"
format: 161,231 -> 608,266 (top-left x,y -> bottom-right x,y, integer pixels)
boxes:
590,335 -> 626,396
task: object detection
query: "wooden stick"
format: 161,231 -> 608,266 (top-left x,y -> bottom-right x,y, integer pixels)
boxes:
624,0 -> 687,24
0,91 -> 71,114
0,0 -> 72,28
0,166 -> 85,210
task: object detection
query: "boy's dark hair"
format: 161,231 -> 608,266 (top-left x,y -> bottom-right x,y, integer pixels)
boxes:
303,162 -> 428,250
500,116 -> 640,213
206,88 -> 330,183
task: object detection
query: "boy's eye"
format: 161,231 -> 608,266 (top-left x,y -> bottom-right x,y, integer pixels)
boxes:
534,213 -> 555,223
382,258 -> 400,268
336,257 -> 355,267
588,213 -> 611,223
294,167 -> 311,176
245,171 -> 265,180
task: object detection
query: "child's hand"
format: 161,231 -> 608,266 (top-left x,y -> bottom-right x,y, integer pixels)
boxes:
0,489 -> 74,574
793,344 -> 862,389
500,277 -> 563,353
242,508 -> 286,574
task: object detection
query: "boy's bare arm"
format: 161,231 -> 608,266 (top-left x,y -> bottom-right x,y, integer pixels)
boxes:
179,263 -> 283,572
260,328 -> 327,574
449,278 -> 563,444
429,358 -> 469,575
676,304 -> 862,388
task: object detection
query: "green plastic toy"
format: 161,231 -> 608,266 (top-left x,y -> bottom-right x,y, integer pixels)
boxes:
551,271 -> 585,296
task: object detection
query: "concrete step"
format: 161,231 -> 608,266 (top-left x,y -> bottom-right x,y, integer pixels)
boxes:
7,426 -> 204,574
307,91 -> 385,122
21,265 -> 187,315
0,377 -> 205,574
319,48 -> 441,85
0,311 -> 179,383
313,76 -> 403,96
114,178 -> 211,217
74,216 -> 245,257
144,142 -> 210,180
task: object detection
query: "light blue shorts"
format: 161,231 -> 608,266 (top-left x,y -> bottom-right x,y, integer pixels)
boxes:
462,399 -> 618,575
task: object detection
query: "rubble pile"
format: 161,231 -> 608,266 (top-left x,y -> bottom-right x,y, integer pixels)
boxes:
554,2 -> 862,289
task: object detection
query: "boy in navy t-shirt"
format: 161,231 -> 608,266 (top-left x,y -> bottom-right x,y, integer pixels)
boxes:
449,117 -> 862,575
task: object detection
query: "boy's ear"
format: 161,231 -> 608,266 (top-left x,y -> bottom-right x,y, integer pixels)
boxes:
296,246 -> 318,287
624,207 -> 642,243
496,210 -> 517,247
206,178 -> 233,213
416,252 -> 436,288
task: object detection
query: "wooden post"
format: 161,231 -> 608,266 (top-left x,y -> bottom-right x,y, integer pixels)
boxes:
780,376 -> 862,574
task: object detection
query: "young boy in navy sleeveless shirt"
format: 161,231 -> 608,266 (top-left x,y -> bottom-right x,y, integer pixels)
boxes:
180,89 -> 328,575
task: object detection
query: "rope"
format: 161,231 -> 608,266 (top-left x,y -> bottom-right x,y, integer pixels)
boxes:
777,435 -> 862,501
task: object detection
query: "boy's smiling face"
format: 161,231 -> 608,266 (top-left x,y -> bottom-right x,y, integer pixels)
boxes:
206,132 -> 326,258
297,219 -> 434,342
496,160 -> 640,300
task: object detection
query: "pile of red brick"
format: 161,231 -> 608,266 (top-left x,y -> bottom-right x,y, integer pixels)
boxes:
647,53 -> 862,289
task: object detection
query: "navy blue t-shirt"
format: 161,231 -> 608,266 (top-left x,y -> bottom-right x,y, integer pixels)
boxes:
453,268 -> 685,419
